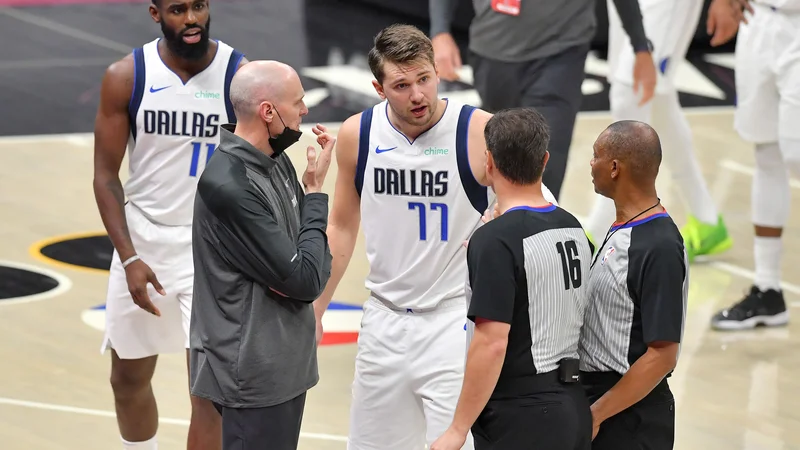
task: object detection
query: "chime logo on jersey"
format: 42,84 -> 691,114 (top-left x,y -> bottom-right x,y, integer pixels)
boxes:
81,301 -> 364,346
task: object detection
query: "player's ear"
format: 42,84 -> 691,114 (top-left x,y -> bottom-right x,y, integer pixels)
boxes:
259,101 -> 274,123
485,152 -> 497,186
372,80 -> 386,100
542,151 -> 550,169
149,2 -> 160,22
610,159 -> 620,179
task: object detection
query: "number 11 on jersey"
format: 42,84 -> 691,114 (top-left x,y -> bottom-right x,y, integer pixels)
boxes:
190,141 -> 216,177
408,201 -> 449,241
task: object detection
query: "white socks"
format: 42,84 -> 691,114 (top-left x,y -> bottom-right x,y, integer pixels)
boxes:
754,236 -> 782,292
752,142 -> 791,227
121,436 -> 157,450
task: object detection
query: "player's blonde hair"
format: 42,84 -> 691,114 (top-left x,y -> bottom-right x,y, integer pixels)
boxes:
368,24 -> 436,85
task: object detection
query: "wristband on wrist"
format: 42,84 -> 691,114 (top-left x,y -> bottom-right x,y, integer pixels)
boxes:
122,255 -> 140,268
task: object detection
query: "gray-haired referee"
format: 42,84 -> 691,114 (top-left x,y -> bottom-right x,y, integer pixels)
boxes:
432,107 -> 592,450
579,120 -> 688,449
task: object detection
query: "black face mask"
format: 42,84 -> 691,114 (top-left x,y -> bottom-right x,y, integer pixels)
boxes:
267,109 -> 302,158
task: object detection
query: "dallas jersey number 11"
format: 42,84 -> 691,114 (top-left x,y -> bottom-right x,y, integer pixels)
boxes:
409,201 -> 449,241
190,141 -> 216,177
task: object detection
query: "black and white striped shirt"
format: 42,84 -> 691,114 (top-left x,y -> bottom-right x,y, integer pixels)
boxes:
579,212 -> 688,375
465,204 -> 592,398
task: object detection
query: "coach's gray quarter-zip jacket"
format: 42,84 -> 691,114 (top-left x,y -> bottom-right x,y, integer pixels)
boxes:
189,124 -> 331,408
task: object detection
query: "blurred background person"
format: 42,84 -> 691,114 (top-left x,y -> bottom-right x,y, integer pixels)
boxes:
707,0 -> 799,330
584,0 -> 732,262
428,0 -> 656,201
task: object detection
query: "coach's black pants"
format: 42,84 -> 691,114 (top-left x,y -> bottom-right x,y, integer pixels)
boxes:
470,44 -> 589,201
213,392 -> 306,450
471,371 -> 592,450
582,372 -> 675,450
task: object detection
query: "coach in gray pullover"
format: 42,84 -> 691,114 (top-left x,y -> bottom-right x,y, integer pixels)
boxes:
429,0 -> 653,201
189,61 -> 333,450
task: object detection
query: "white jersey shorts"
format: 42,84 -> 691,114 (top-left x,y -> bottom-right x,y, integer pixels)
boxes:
734,3 -> 800,143
348,296 -> 474,450
101,202 -> 194,360
607,0 -> 704,94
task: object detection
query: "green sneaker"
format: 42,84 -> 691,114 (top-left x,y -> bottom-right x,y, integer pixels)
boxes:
680,215 -> 733,262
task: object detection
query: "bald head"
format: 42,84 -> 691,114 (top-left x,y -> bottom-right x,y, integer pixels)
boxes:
229,60 -> 302,120
598,120 -> 662,180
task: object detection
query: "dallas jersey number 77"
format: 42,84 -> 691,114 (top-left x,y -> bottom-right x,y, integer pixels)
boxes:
409,201 -> 449,241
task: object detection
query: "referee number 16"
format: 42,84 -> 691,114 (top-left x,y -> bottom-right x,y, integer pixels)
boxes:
555,240 -> 582,290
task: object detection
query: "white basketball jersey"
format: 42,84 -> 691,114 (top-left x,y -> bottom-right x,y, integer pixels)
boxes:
125,38 -> 244,226
356,99 -> 493,310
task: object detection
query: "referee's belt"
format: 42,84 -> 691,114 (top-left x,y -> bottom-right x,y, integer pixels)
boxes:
494,364 -> 581,397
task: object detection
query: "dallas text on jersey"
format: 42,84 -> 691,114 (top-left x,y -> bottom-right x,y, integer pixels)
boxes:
373,167 -> 448,197
142,109 -> 221,139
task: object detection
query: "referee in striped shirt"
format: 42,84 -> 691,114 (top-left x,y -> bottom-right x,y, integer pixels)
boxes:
432,107 -> 593,450
579,120 -> 688,450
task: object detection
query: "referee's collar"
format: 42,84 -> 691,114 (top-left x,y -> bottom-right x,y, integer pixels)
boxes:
218,124 -> 277,177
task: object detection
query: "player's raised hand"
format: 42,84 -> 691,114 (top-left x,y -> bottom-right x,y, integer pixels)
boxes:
124,259 -> 164,316
303,124 -> 336,193
432,33 -> 462,82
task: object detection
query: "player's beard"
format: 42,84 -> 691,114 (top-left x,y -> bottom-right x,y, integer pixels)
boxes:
161,18 -> 211,61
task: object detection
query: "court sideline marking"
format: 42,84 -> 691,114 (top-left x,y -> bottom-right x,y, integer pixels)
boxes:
0,259 -> 73,306
0,396 -> 348,443
0,7 -> 131,54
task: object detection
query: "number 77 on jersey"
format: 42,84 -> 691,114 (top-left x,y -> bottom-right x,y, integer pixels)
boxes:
408,201 -> 449,241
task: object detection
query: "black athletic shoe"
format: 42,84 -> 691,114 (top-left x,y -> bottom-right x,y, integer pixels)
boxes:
710,285 -> 788,330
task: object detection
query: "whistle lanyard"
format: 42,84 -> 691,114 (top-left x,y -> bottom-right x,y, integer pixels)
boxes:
590,198 -> 661,268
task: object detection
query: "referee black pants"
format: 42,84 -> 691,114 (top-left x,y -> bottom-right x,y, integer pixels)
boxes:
213,392 -> 306,450
471,370 -> 592,450
470,43 -> 589,201
582,372 -> 675,450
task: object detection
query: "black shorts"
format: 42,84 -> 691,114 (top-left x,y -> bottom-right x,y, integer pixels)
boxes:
213,392 -> 307,450
582,372 -> 675,450
469,44 -> 589,200
471,371 -> 592,450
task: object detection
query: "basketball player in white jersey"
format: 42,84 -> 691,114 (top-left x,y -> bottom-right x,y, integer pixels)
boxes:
705,0 -> 800,330
312,24 -> 556,449
92,1 -> 246,448
584,0 -> 732,262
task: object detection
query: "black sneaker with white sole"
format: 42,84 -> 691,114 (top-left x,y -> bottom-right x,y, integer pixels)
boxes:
710,285 -> 788,330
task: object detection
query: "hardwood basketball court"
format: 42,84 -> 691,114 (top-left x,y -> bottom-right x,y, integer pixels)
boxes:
1,0 -> 799,447
1,108 -> 799,449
